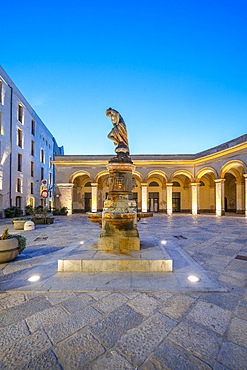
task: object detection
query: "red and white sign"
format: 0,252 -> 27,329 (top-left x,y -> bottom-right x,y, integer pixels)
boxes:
41,189 -> 49,198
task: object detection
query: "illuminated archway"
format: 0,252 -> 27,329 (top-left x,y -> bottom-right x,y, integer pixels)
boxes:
220,160 -> 246,179
196,168 -> 217,213
70,171 -> 92,213
220,160 -> 246,213
70,170 -> 92,183
170,169 -> 194,182
196,167 -> 218,181
147,170 -> 168,212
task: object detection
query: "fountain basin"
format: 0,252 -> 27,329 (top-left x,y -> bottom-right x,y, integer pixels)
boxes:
87,212 -> 102,227
103,212 -> 135,229
137,212 -> 153,220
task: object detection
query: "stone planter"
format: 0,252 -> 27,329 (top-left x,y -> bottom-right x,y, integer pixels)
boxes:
0,238 -> 19,263
13,220 -> 26,230
31,217 -> 54,225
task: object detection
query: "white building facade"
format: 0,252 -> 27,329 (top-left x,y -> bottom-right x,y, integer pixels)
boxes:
0,66 -> 63,217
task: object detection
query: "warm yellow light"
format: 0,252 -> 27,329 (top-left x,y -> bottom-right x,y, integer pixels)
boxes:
28,275 -> 41,282
188,275 -> 200,282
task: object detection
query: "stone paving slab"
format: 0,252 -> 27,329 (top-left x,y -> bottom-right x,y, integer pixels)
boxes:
0,214 -> 247,369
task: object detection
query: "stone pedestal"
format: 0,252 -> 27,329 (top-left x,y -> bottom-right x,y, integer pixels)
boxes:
98,162 -> 140,252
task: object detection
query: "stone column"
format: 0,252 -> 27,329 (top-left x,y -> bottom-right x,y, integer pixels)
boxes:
166,183 -> 173,216
214,179 -> 225,216
141,183 -> 148,212
91,183 -> 98,212
197,182 -> 201,213
244,174 -> 247,216
55,183 -> 74,215
191,182 -> 199,215
236,180 -> 244,214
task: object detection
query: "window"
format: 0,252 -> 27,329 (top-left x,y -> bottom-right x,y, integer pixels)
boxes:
18,104 -> 23,123
30,197 -> 34,208
16,196 -> 22,208
149,181 -> 159,187
17,178 -> 22,193
0,111 -> 3,135
18,153 -> 22,172
49,156 -> 52,168
172,181 -> 180,187
49,172 -> 52,185
31,120 -> 35,135
0,80 -> 2,104
31,182 -> 34,194
41,167 -> 44,181
31,140 -> 35,156
40,149 -> 45,163
17,128 -> 23,148
31,161 -> 34,177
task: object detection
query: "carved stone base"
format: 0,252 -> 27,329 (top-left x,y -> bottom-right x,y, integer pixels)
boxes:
98,233 -> 140,252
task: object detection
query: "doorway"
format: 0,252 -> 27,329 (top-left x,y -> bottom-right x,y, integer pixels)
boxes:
149,192 -> 159,212
84,192 -> 91,212
172,192 -> 181,212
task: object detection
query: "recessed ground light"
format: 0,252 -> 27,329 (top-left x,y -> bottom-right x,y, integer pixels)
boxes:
28,275 -> 41,282
161,240 -> 167,245
187,275 -> 200,282
80,241 -> 84,245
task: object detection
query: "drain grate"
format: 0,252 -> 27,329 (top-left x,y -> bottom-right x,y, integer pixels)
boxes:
173,235 -> 187,240
235,255 -> 247,261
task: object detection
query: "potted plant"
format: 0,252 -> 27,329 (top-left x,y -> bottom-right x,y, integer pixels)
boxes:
52,206 -> 68,215
31,206 -> 54,225
0,228 -> 26,263
12,217 -> 31,230
4,206 -> 23,218
25,205 -> 34,216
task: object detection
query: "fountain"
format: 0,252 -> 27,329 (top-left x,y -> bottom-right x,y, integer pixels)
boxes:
58,108 -> 172,273
88,108 -> 152,252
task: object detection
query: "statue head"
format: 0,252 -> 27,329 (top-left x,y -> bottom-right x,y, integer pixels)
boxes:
106,108 -> 122,125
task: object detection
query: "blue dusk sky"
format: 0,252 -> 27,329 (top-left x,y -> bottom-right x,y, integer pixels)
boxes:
1,0 -> 247,155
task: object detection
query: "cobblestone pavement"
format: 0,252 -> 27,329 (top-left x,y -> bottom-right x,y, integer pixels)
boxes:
0,214 -> 246,369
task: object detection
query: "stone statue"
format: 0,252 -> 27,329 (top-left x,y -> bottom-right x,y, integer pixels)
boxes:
106,108 -> 129,155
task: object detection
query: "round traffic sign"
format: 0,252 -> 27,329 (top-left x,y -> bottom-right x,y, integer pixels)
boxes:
41,190 -> 49,198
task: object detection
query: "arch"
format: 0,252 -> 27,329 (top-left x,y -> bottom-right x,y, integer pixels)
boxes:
70,170 -> 92,183
196,167 -> 218,181
147,170 -> 168,182
170,170 -> 194,182
148,177 -> 163,188
220,160 -> 246,179
95,170 -> 109,183
133,170 -> 143,183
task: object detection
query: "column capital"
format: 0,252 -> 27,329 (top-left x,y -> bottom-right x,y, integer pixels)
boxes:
191,182 -> 200,187
214,178 -> 225,184
243,174 -> 247,179
166,182 -> 173,187
141,183 -> 148,187
56,183 -> 74,188
91,182 -> 98,187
